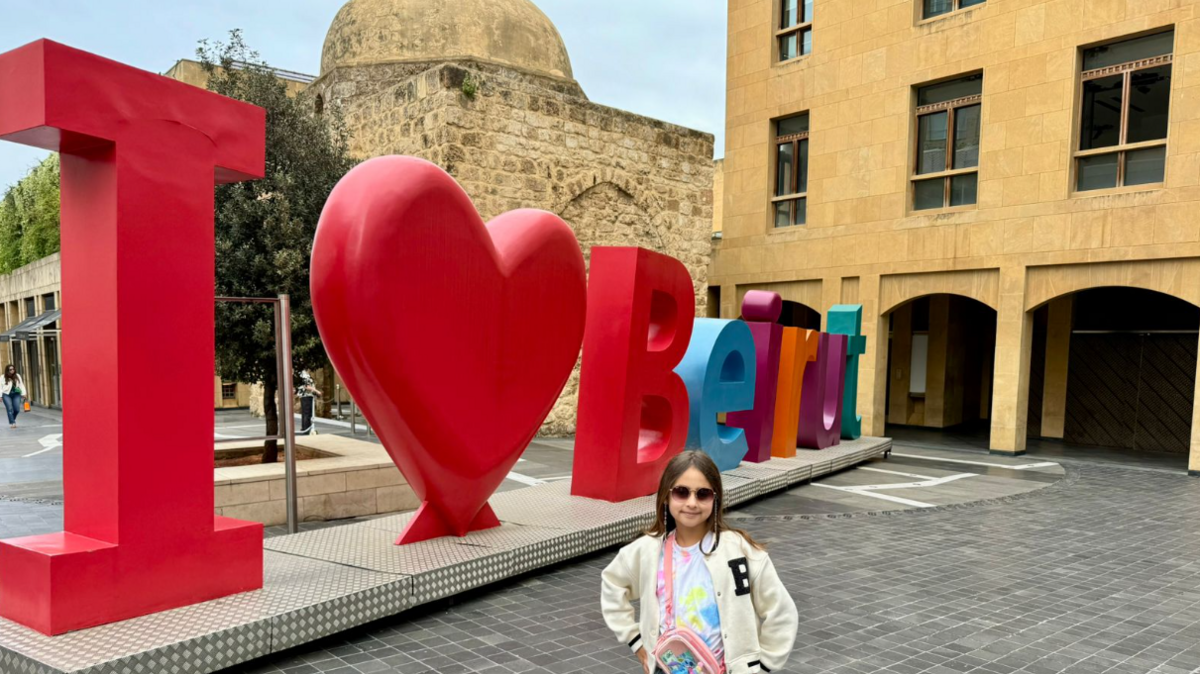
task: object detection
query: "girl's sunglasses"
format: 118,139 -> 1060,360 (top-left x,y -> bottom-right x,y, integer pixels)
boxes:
670,486 -> 715,502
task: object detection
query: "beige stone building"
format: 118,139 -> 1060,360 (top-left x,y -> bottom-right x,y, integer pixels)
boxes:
713,0 -> 1200,470
310,0 -> 716,434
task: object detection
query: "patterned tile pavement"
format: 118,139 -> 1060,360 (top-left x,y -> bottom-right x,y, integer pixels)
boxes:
8,449 -> 1200,673
215,461 -> 1200,674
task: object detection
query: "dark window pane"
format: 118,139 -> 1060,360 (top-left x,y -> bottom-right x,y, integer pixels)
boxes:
801,28 -> 813,56
914,178 -> 945,210
924,0 -> 953,19
953,104 -> 981,169
803,0 -> 813,22
950,173 -> 978,206
918,74 -> 983,105
776,143 -> 794,196
917,112 -> 948,174
1127,65 -> 1171,143
1080,74 -> 1123,150
798,138 -> 809,194
778,114 -> 809,136
795,198 -> 807,225
774,201 -> 792,227
1084,31 -> 1174,71
781,0 -> 798,28
1124,146 -> 1166,185
1077,153 -> 1119,191
779,34 -> 797,61
959,0 -> 986,7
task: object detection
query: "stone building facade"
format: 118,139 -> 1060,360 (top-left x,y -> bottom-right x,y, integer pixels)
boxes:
310,0 -> 716,435
714,0 -> 1200,470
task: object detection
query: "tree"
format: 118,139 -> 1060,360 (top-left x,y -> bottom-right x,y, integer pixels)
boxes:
0,154 -> 61,274
200,31 -> 356,462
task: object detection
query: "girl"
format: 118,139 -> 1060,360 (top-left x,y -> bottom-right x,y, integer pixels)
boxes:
2,364 -> 26,429
601,451 -> 799,674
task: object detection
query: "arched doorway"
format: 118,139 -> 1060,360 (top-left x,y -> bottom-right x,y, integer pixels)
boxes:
779,300 -> 821,330
883,294 -> 997,432
1027,287 -> 1199,458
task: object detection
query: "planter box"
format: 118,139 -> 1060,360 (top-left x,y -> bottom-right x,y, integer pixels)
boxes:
213,435 -> 418,526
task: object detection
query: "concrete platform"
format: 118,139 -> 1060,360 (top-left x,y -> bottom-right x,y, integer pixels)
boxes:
0,436 -> 891,674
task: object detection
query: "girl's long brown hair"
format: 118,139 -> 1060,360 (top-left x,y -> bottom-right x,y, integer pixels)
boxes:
3,365 -> 14,383
644,450 -> 765,555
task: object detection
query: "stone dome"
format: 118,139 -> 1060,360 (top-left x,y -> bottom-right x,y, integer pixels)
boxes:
321,0 -> 575,80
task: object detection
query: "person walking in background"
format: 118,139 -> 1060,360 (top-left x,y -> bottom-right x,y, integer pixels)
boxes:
601,451 -> 799,674
3,364 -> 26,429
297,370 -> 323,436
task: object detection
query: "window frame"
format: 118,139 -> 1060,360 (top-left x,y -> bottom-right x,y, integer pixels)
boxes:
920,0 -> 985,22
911,88 -> 982,212
1073,50 -> 1173,193
776,0 -> 813,63
772,116 -> 810,228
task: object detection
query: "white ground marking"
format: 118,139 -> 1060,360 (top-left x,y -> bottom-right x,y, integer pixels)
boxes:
891,453 -> 1059,470
504,472 -> 546,486
811,483 -> 936,508
23,434 -> 63,458
858,466 -> 938,480
851,472 -> 978,491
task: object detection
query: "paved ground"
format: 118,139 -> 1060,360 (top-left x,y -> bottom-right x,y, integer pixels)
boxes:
8,421 -> 1200,673
206,455 -> 1200,674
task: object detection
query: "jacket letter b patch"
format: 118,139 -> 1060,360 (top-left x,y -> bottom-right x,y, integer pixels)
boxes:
728,557 -> 751,596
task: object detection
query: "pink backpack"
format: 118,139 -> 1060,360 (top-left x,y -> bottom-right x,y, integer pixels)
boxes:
653,534 -> 724,674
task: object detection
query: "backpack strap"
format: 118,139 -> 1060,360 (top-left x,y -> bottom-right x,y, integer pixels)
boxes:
662,533 -> 675,628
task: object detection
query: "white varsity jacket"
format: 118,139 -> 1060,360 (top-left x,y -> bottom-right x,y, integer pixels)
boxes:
600,530 -> 799,673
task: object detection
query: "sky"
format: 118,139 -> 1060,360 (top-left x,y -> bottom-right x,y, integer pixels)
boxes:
0,1 -> 727,191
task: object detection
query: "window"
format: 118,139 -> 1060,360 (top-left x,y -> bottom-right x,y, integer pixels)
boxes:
923,0 -> 985,20
221,383 -> 237,400
912,74 -> 982,211
773,114 -> 809,227
1075,31 -> 1173,192
778,0 -> 813,62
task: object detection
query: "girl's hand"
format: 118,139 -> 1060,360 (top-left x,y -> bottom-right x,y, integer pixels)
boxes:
636,647 -> 651,674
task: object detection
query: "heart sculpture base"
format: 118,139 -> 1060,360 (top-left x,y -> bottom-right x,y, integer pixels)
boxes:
397,502 -> 502,545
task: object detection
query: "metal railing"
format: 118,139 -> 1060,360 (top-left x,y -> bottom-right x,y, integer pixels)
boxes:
215,295 -> 298,534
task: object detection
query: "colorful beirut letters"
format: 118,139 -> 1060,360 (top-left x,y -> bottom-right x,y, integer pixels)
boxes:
572,248 -> 694,502
725,291 -> 784,463
676,319 -> 757,472
827,305 -> 867,440
0,40 -> 266,636
574,255 -> 868,501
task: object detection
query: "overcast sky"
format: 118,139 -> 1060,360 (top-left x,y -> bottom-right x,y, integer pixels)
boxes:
0,1 -> 727,191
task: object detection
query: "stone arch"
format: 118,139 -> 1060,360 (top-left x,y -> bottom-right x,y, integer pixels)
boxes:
554,170 -> 664,215
879,269 -> 1000,316
557,180 -> 666,265
1026,260 -> 1200,312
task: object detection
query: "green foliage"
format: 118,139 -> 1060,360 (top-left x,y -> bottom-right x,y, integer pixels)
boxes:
461,73 -> 479,99
199,30 -> 355,460
0,154 -> 60,274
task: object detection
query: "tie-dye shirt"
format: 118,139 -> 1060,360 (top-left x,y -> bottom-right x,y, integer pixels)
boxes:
657,533 -> 725,667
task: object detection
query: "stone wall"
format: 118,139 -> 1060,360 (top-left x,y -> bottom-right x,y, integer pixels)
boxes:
0,253 -> 60,306
317,60 -> 715,436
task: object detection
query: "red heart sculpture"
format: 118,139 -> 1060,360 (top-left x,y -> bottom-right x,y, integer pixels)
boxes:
311,156 -> 587,545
